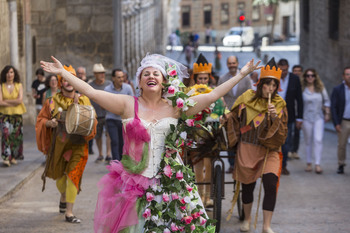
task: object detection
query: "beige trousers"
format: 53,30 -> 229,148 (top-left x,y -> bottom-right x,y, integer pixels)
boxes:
337,120 -> 350,166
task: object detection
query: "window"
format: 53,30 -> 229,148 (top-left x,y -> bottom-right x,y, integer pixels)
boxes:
182,5 -> 191,27
329,0 -> 339,40
221,3 -> 229,25
203,4 -> 212,25
252,5 -> 260,21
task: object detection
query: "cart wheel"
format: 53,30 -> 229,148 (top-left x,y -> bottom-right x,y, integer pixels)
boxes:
213,164 -> 222,233
237,189 -> 245,221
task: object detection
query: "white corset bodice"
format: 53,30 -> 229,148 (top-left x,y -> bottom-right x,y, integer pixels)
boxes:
122,117 -> 178,178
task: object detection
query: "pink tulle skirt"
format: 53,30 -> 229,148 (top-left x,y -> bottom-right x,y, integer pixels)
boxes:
94,161 -> 157,233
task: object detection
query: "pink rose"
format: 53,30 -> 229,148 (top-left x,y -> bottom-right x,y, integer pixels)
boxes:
168,69 -> 177,77
180,198 -> 186,204
164,165 -> 172,178
182,216 -> 193,225
171,223 -> 179,231
186,184 -> 193,192
179,226 -> 185,232
185,119 -> 195,127
199,216 -> 207,225
190,224 -> 196,231
199,209 -> 204,215
180,205 -> 187,211
176,170 -> 183,180
168,85 -> 176,94
192,212 -> 200,219
176,98 -> 184,108
142,208 -> 151,219
163,193 -> 170,202
146,192 -> 155,202
171,193 -> 179,200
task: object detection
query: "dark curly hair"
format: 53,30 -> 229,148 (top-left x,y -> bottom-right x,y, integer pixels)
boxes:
0,65 -> 21,84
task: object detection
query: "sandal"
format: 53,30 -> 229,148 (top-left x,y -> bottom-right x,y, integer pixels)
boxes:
315,165 -> 323,174
65,215 -> 81,223
59,202 -> 66,213
305,163 -> 312,172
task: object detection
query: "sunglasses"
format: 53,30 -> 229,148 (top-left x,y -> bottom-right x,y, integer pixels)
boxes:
305,74 -> 316,78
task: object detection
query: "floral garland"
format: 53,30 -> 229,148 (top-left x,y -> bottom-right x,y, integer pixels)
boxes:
138,64 -> 216,233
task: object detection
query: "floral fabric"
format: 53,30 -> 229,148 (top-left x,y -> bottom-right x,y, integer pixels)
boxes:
1,114 -> 23,161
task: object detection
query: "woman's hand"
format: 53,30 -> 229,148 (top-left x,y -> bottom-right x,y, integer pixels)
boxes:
40,56 -> 64,76
240,59 -> 263,77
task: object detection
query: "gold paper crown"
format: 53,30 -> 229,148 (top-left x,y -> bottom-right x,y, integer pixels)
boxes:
193,63 -> 212,74
260,64 -> 282,81
57,65 -> 76,86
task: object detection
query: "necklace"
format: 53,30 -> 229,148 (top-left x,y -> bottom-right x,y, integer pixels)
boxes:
7,84 -> 13,89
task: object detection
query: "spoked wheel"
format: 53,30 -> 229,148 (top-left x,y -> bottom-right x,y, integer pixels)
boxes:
237,189 -> 245,221
213,164 -> 222,233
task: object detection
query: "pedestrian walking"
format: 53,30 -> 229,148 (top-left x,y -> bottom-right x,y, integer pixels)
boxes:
277,58 -> 303,175
288,64 -> 304,160
31,68 -> 46,115
0,65 -> 27,166
76,66 -> 88,82
301,68 -> 330,174
40,54 -> 261,233
89,63 -> 112,163
214,45 -> 222,74
184,42 -> 194,67
42,74 -> 60,104
36,65 -> 97,223
104,69 -> 133,162
218,56 -> 252,174
331,66 -> 350,174
225,58 -> 288,233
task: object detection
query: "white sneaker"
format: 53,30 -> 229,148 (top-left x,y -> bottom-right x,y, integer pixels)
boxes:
240,220 -> 250,232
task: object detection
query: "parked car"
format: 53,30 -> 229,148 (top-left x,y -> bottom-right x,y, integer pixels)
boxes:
222,27 -> 254,47
259,33 -> 284,44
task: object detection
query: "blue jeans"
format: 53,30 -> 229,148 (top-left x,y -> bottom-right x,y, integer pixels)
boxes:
281,122 -> 294,168
106,119 -> 123,161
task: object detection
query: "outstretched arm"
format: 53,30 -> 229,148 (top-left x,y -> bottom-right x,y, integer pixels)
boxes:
186,59 -> 262,116
41,56 -> 132,117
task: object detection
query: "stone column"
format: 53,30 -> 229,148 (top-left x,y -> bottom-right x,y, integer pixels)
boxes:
113,0 -> 123,69
24,0 -> 32,92
8,0 -> 19,69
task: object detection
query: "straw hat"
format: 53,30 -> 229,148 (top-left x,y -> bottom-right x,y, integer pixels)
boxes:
93,63 -> 106,73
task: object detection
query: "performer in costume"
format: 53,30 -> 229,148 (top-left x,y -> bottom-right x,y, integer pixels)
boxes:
36,65 -> 97,223
226,58 -> 288,233
188,53 -> 225,207
40,54 -> 261,233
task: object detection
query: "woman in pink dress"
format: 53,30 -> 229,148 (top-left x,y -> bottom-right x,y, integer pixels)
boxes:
41,54 -> 261,233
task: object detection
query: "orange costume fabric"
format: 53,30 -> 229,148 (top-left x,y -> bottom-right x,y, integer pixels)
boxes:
36,92 -> 97,192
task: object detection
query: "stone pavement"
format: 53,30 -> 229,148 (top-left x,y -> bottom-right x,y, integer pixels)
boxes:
0,124 -> 45,204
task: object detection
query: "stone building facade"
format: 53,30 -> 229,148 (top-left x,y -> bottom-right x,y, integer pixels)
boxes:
178,0 -> 300,44
300,0 -> 350,94
1,0 -> 168,124
179,0 -> 279,43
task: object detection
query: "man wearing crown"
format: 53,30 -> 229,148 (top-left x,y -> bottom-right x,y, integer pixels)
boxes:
225,58 -> 288,233
36,65 -> 97,224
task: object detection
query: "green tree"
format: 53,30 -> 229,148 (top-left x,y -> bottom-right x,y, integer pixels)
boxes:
253,0 -> 292,45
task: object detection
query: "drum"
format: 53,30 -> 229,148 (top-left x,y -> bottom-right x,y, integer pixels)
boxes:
65,103 -> 95,136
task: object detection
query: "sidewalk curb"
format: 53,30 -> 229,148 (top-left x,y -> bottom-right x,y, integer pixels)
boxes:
0,160 -> 43,205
